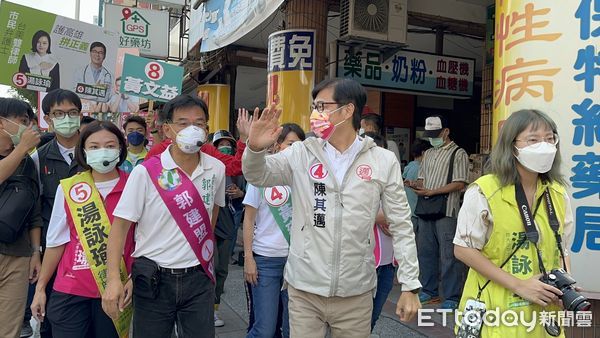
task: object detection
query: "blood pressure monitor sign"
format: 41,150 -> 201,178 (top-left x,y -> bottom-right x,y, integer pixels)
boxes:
120,53 -> 183,102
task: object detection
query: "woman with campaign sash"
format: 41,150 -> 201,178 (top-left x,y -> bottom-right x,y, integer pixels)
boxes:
31,121 -> 134,338
454,110 -> 581,337
243,123 -> 305,338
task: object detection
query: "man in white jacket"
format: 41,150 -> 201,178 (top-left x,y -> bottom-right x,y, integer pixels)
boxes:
243,78 -> 421,337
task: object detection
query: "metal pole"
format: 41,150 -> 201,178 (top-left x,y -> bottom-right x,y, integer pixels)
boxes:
75,0 -> 81,20
98,0 -> 104,27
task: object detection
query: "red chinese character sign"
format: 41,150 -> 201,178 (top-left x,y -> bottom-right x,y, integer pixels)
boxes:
493,0 -> 600,294
119,54 -> 183,102
0,1 -> 118,101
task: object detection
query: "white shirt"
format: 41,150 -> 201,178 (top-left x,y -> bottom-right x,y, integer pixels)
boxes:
453,185 -> 574,254
113,146 -> 226,268
386,140 -> 401,162
47,177 -> 119,247
243,184 -> 289,257
323,136 -> 363,185
375,225 -> 394,266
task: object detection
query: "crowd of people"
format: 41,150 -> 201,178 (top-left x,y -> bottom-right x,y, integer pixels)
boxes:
0,77 -> 578,338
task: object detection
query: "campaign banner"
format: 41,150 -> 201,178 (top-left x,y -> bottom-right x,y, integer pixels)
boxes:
193,0 -> 284,52
0,1 -> 118,103
267,30 -> 315,133
493,0 -> 599,294
120,54 -> 183,102
104,4 -> 169,59
335,44 -> 475,98
197,84 -> 230,132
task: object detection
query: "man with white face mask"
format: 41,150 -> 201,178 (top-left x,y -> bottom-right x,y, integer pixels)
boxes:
243,78 -> 421,337
104,94 -> 225,338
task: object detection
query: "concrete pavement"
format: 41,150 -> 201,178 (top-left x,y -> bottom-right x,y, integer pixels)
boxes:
217,263 -> 454,338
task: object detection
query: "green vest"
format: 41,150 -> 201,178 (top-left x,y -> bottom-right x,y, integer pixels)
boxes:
458,174 -> 567,337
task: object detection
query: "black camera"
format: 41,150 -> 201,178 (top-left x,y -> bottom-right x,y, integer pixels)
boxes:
540,268 -> 591,312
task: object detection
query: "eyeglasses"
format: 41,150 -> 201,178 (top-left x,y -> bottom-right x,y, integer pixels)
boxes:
311,101 -> 339,113
91,50 -> 105,56
49,109 -> 80,119
515,133 -> 560,148
168,120 -> 207,129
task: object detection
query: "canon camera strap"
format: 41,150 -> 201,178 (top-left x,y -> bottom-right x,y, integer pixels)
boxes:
477,182 -> 565,299
515,182 -> 566,274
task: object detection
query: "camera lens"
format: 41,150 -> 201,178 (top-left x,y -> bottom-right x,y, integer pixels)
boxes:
562,288 -> 592,312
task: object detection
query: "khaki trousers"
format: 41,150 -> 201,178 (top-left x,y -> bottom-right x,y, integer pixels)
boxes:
288,285 -> 373,338
0,254 -> 29,338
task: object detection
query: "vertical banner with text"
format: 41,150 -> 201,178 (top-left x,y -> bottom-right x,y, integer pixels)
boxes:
197,84 -> 230,133
267,30 -> 315,132
493,0 -> 599,294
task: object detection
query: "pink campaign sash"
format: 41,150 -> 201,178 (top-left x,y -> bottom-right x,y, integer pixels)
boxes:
142,156 -> 215,283
373,224 -> 382,267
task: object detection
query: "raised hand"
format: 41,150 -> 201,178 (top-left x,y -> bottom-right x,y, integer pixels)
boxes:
247,105 -> 282,152
236,108 -> 253,142
15,123 -> 40,154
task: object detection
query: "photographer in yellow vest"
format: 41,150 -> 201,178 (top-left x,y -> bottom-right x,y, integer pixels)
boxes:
453,110 -> 587,337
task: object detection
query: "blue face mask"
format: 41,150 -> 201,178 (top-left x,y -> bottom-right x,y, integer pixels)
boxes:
127,131 -> 145,146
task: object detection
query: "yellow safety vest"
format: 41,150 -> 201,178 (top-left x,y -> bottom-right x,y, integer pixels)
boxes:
458,174 -> 567,337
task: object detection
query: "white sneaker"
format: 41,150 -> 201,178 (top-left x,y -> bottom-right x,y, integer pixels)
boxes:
214,311 -> 225,327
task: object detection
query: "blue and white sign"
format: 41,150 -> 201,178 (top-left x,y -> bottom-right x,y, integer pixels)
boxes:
191,0 -> 284,52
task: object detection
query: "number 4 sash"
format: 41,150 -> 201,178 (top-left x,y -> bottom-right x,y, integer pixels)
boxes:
261,186 -> 292,244
142,156 -> 216,283
62,171 -> 132,338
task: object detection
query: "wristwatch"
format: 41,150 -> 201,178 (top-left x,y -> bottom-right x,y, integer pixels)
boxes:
32,245 -> 42,254
409,288 -> 421,294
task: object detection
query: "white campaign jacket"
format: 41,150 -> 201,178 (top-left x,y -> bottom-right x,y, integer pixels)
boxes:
242,136 -> 421,297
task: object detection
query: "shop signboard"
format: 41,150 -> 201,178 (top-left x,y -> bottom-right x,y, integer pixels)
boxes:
104,4 -> 169,59
193,0 -> 284,52
267,29 -> 315,132
335,44 -> 475,98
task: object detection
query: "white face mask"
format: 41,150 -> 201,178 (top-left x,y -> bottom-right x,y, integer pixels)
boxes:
85,148 -> 120,174
514,142 -> 557,173
176,125 -> 207,154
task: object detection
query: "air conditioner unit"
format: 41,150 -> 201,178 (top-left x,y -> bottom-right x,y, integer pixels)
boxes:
340,0 -> 408,45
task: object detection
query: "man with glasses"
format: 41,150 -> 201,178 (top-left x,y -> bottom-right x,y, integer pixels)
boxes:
73,41 -> 113,105
29,89 -> 84,338
243,78 -> 421,336
103,94 -> 226,338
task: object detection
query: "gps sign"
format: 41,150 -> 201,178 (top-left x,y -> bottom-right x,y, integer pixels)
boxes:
120,54 -> 183,102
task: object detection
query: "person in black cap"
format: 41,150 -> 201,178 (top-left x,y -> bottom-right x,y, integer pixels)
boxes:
409,115 -> 469,310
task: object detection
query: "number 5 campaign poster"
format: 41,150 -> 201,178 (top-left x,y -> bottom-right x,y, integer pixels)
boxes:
0,1 -> 118,104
